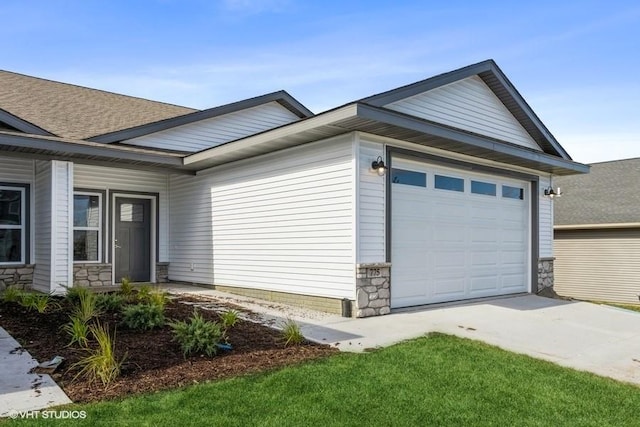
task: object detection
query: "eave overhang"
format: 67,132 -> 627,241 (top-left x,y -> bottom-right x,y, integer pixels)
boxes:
184,103 -> 589,176
0,131 -> 193,174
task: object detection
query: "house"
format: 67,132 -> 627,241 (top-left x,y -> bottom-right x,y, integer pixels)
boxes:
553,158 -> 640,305
0,60 -> 588,317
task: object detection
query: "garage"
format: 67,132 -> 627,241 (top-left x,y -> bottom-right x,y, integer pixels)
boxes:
390,156 -> 530,308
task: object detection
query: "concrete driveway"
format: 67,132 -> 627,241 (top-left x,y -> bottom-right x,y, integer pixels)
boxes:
164,284 -> 640,386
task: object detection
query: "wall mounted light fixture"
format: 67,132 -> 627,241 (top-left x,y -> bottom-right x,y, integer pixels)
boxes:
543,186 -> 562,198
371,156 -> 388,176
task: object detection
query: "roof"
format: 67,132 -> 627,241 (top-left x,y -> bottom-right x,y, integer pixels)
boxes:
185,61 -> 588,175
0,60 -> 588,176
88,90 -> 313,143
360,59 -> 570,159
0,70 -> 196,140
554,157 -> 640,227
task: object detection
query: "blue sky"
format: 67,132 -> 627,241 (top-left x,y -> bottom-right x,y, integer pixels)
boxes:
2,0 -> 639,164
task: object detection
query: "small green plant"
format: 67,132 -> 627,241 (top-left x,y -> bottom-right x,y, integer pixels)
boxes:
18,291 -> 37,309
220,309 -> 239,343
1,286 -> 23,303
64,285 -> 91,305
119,277 -> 134,298
72,322 -> 124,387
95,292 -> 126,313
73,290 -> 101,323
62,316 -> 90,347
147,289 -> 168,309
169,310 -> 222,357
122,303 -> 165,330
281,319 -> 304,346
136,284 -> 152,303
31,293 -> 59,313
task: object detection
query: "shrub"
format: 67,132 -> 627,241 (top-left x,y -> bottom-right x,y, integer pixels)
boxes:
122,303 -> 165,330
119,277 -> 134,298
1,286 -> 23,303
72,322 -> 124,387
169,310 -> 222,357
73,290 -> 101,323
281,319 -> 304,346
96,293 -> 126,313
62,316 -> 90,347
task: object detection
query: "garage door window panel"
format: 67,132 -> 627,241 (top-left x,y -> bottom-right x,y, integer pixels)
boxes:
471,181 -> 497,196
391,169 -> 426,187
502,185 -> 524,200
435,175 -> 464,192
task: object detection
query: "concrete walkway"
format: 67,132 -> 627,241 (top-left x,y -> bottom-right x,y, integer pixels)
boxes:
163,283 -> 640,386
0,327 -> 72,417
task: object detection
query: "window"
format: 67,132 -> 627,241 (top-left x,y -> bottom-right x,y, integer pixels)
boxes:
502,185 -> 524,200
120,203 -> 144,222
0,186 -> 25,264
74,193 -> 102,262
435,175 -> 464,192
471,180 -> 497,196
391,169 -> 426,187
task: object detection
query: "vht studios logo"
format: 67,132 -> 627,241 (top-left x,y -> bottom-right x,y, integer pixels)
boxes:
8,409 -> 87,419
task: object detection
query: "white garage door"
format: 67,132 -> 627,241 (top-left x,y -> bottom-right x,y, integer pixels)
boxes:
391,157 -> 530,308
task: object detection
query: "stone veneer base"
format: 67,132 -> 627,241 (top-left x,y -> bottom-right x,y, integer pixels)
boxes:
0,264 -> 35,290
537,257 -> 555,292
355,263 -> 391,318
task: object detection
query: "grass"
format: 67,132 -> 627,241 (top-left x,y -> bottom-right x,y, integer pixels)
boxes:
6,334 -> 640,426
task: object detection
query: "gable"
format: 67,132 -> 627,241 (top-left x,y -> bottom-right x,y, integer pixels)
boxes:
384,76 -> 542,151
123,101 -> 302,152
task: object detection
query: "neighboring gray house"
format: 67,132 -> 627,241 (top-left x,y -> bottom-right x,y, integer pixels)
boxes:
0,60 -> 587,317
554,158 -> 640,305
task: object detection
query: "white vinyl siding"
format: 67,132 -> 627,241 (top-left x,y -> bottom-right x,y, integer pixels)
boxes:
74,165 -> 169,262
168,174 -> 214,284
357,139 -> 386,263
33,161 -> 51,292
170,135 -> 356,299
52,161 -> 73,292
538,176 -> 553,258
0,157 -> 34,183
125,102 -> 300,152
554,229 -> 640,305
386,76 -> 541,151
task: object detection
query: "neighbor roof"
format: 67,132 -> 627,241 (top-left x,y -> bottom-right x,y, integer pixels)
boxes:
554,157 -> 640,227
0,70 -> 196,140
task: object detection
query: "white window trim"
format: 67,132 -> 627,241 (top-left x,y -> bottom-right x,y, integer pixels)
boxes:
73,191 -> 102,263
0,185 -> 25,265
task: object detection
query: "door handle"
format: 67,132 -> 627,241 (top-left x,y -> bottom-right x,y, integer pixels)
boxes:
115,239 -> 121,249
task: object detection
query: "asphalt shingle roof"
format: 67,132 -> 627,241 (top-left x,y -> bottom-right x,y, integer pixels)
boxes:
0,70 -> 196,140
554,158 -> 640,226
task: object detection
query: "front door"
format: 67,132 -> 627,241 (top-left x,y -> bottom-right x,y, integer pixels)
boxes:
114,197 -> 151,282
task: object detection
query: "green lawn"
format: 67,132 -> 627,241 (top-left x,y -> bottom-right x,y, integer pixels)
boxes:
6,334 -> 640,426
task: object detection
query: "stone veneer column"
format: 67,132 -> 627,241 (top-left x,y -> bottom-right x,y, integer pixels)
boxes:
537,257 -> 554,292
355,263 -> 391,318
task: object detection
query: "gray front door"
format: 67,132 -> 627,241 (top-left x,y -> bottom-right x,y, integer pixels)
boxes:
114,197 -> 151,282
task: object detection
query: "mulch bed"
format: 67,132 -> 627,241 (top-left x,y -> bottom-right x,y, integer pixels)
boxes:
0,294 -> 337,403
